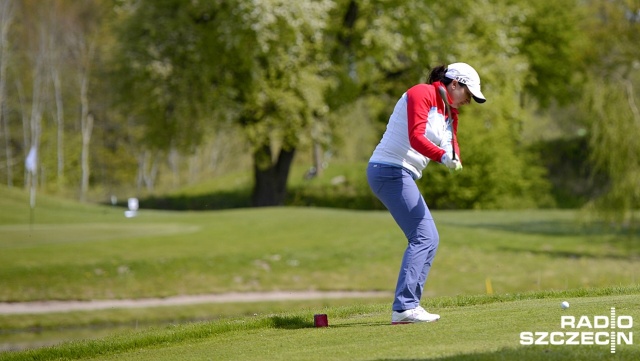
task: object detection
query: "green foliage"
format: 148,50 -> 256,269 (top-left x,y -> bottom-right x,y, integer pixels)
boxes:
518,0 -> 590,106
112,0 -> 219,150
576,1 -> 640,226
581,77 -> 640,224
359,1 -> 560,209
104,1 -> 632,208
142,190 -> 251,210
2,0 -> 636,216
326,0 -> 454,97
114,0 -> 337,153
286,162 -> 384,210
529,136 -> 609,208
415,86 -> 554,209
231,0 -> 336,151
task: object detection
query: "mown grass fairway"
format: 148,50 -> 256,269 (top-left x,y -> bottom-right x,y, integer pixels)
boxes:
2,289 -> 639,361
2,186 -> 638,303
0,185 -> 639,358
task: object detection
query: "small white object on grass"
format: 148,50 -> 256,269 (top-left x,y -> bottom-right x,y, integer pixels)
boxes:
125,197 -> 139,218
561,301 -> 570,310
128,198 -> 139,211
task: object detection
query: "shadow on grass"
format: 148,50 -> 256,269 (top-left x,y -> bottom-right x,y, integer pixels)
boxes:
459,219 -> 640,259
328,322 -> 389,328
269,315 -> 314,329
269,316 -> 388,329
456,220 -> 640,238
138,191 -> 252,211
373,345 -> 639,361
132,186 -> 385,211
496,247 -> 640,261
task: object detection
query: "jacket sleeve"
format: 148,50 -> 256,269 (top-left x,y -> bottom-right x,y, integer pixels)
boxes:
406,84 -> 446,162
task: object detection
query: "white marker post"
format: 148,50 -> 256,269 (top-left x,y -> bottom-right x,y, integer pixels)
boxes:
25,146 -> 38,228
125,197 -> 139,218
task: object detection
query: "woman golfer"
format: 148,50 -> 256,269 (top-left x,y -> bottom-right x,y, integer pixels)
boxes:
367,62 -> 486,324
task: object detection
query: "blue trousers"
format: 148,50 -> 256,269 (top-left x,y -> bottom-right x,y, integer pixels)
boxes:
367,163 -> 439,311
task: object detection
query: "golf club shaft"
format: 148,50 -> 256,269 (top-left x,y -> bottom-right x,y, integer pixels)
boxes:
437,86 -> 456,161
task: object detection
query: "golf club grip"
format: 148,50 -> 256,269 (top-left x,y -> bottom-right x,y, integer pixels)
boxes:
438,87 -> 456,161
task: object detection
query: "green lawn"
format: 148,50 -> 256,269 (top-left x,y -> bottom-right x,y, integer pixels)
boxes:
2,289 -> 639,361
0,185 -> 639,359
1,187 -> 638,303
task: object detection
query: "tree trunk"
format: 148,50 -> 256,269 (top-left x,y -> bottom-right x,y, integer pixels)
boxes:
29,30 -> 44,192
79,76 -> 93,202
168,147 -> 179,188
0,94 -> 10,187
251,144 -> 296,207
313,141 -> 323,177
136,150 -> 159,192
52,66 -> 64,189
142,150 -> 158,191
80,112 -> 93,201
0,0 -> 14,187
15,79 -> 28,184
78,39 -> 95,202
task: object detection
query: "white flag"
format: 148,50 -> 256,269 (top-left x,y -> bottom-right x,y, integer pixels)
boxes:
25,146 -> 37,173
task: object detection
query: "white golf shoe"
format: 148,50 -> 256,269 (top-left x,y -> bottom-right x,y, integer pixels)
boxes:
391,306 -> 440,324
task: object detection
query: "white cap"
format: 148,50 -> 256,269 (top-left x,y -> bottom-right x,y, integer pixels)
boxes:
445,62 -> 486,103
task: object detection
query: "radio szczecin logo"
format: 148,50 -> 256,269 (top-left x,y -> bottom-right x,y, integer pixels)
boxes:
520,307 -> 633,353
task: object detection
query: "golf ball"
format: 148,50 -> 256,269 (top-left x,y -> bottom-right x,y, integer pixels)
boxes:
561,301 -> 570,309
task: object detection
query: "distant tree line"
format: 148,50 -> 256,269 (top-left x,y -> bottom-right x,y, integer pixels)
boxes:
0,0 -> 638,225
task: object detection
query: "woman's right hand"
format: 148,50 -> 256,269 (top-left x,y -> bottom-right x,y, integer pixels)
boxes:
441,153 -> 463,172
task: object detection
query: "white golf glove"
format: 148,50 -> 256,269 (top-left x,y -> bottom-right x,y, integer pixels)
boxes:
441,153 -> 462,172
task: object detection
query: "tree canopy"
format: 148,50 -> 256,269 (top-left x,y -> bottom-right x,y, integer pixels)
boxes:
0,0 -> 638,224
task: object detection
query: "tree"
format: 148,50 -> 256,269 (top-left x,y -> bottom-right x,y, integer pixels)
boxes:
327,0 -> 566,209
25,10 -> 46,197
113,0 -> 336,206
0,0 -> 114,202
579,0 -> 640,226
62,1 -> 106,202
518,0 -> 590,107
233,1 -> 335,206
47,0 -> 69,190
111,0 -> 579,209
0,0 -> 15,187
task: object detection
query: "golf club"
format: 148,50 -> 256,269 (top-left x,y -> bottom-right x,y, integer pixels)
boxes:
437,86 -> 455,161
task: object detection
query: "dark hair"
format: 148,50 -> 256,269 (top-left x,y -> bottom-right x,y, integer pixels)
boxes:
427,65 -> 453,85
